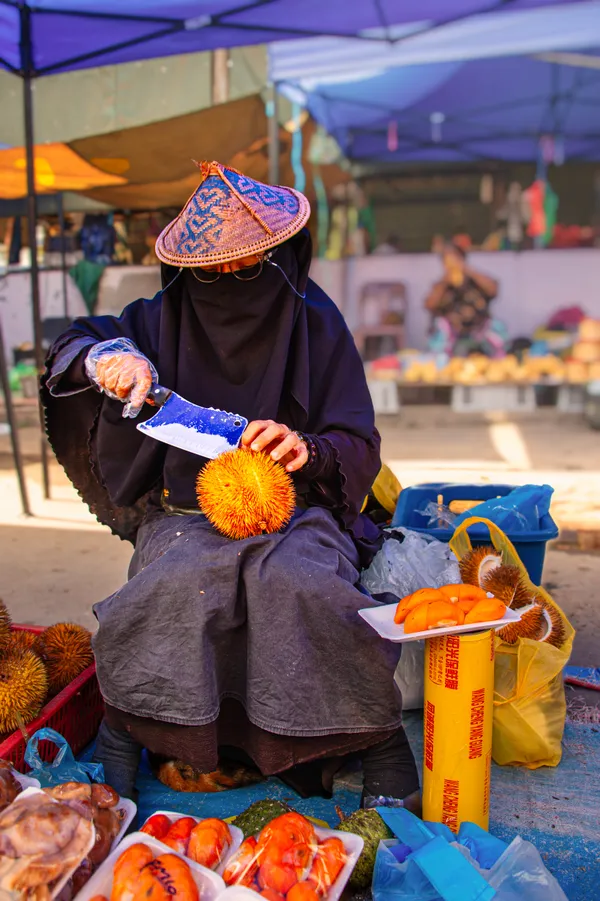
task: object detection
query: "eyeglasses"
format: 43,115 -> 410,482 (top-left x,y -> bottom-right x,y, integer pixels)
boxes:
191,254 -> 271,284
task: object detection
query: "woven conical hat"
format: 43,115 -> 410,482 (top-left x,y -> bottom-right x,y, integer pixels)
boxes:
155,160 -> 311,267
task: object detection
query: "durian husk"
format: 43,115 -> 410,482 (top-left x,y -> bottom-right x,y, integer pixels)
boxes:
458,546 -> 502,588
539,601 -> 567,649
0,600 -> 11,652
36,623 -> 94,695
0,650 -> 48,733
196,448 -> 296,541
482,565 -> 534,609
497,604 -> 546,644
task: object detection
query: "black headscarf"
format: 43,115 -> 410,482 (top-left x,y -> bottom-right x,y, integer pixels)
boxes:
42,229 -> 381,548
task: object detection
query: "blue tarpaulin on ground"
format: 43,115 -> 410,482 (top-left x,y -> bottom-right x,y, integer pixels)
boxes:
0,1 -> 584,76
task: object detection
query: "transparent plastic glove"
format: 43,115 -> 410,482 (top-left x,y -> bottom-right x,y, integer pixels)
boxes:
85,337 -> 158,418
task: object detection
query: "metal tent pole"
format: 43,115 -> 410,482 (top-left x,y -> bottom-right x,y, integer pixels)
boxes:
20,2 -> 51,500
0,318 -> 32,517
57,192 -> 69,318
268,82 -> 280,185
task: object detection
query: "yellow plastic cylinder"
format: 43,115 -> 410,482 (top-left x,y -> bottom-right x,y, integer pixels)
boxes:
422,629 -> 494,831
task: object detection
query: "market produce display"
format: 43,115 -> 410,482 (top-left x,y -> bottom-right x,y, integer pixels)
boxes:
0,603 -> 94,736
222,812 -> 348,899
0,789 -> 95,901
140,816 -> 232,870
196,448 -> 296,540
394,584 -> 507,634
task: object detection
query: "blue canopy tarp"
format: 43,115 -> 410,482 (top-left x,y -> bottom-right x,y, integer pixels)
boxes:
270,0 -> 600,162
286,55 -> 600,162
0,0 -> 575,76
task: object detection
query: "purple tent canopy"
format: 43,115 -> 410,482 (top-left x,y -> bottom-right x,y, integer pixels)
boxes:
292,55 -> 600,162
0,0 -> 574,75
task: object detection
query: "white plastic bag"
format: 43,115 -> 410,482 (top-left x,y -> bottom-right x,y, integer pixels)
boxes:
361,530 -> 460,600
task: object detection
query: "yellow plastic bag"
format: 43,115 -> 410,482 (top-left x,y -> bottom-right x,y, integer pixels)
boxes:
450,517 -> 575,769
361,464 -> 402,514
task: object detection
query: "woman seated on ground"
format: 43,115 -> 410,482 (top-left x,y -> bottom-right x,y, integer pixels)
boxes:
42,161 -> 419,810
425,242 -> 507,358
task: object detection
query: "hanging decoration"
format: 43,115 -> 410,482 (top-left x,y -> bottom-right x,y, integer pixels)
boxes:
387,120 -> 398,153
430,111 -> 445,143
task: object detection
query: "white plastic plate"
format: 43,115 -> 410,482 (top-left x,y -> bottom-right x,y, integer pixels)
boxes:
140,811 -> 243,875
75,832 -> 226,901
220,826 -> 363,901
112,797 -> 137,851
359,603 -> 523,643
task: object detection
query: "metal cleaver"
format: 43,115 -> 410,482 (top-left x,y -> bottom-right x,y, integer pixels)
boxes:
136,384 -> 248,459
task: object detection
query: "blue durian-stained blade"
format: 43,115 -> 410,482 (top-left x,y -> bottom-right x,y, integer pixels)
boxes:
136,391 -> 247,459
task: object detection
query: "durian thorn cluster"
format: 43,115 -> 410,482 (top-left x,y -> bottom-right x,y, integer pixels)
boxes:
196,448 -> 296,541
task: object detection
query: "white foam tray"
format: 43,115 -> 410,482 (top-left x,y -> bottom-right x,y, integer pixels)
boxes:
359,603 -> 523,643
75,832 -> 226,901
113,797 -> 137,850
140,810 -> 243,875
13,771 -> 41,792
220,827 -> 363,901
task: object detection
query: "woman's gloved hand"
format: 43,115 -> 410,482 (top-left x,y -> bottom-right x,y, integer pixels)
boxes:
85,338 -> 158,418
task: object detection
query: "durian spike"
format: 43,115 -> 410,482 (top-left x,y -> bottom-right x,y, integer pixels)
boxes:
0,650 -> 48,733
38,623 -> 94,694
458,546 -> 502,588
0,599 -> 11,651
497,604 -> 546,644
539,601 -> 566,649
7,630 -> 38,656
482,565 -> 534,609
196,448 -> 296,541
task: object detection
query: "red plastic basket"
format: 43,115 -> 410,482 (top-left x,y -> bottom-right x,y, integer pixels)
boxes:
0,625 -> 104,772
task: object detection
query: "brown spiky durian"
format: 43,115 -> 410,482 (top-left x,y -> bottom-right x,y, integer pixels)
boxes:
497,604 -> 546,644
196,448 -> 296,541
459,546 -> 502,588
37,623 -> 94,694
482,564 -> 534,609
0,600 -> 11,652
0,650 -> 48,733
6,630 -> 38,656
539,602 -> 566,649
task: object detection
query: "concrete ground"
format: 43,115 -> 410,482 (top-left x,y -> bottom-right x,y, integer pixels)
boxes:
1,407 -> 598,682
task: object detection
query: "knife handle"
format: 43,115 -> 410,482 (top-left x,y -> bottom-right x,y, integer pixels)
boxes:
146,384 -> 172,408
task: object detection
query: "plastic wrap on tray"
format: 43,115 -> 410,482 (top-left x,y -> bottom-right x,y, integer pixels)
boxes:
220,811 -> 363,901
140,811 -> 243,874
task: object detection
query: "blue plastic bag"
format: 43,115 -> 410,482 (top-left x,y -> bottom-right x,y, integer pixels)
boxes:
372,809 -> 568,901
24,728 -> 105,787
453,484 -> 553,533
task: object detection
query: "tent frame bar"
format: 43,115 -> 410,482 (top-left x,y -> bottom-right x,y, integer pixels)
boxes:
20,2 -> 51,500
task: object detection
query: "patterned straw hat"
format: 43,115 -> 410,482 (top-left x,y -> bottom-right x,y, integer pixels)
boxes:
155,160 -> 311,267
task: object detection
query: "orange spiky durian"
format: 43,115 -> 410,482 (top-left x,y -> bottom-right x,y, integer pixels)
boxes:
482,565 -> 534,609
6,630 -> 38,656
458,546 -> 502,587
0,650 -> 48,733
196,448 -> 296,541
37,623 -> 94,694
497,604 -> 546,644
539,601 -> 566,649
0,600 -> 11,652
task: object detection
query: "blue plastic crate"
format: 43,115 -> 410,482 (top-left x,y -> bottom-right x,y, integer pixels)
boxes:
391,483 -> 559,585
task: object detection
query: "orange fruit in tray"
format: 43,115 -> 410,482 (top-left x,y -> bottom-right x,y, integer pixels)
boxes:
307,838 -> 346,896
394,588 -> 445,624
288,885 -> 320,901
404,599 -> 465,634
223,836 -> 259,886
438,584 -> 490,605
188,818 -> 232,869
464,597 -> 507,625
